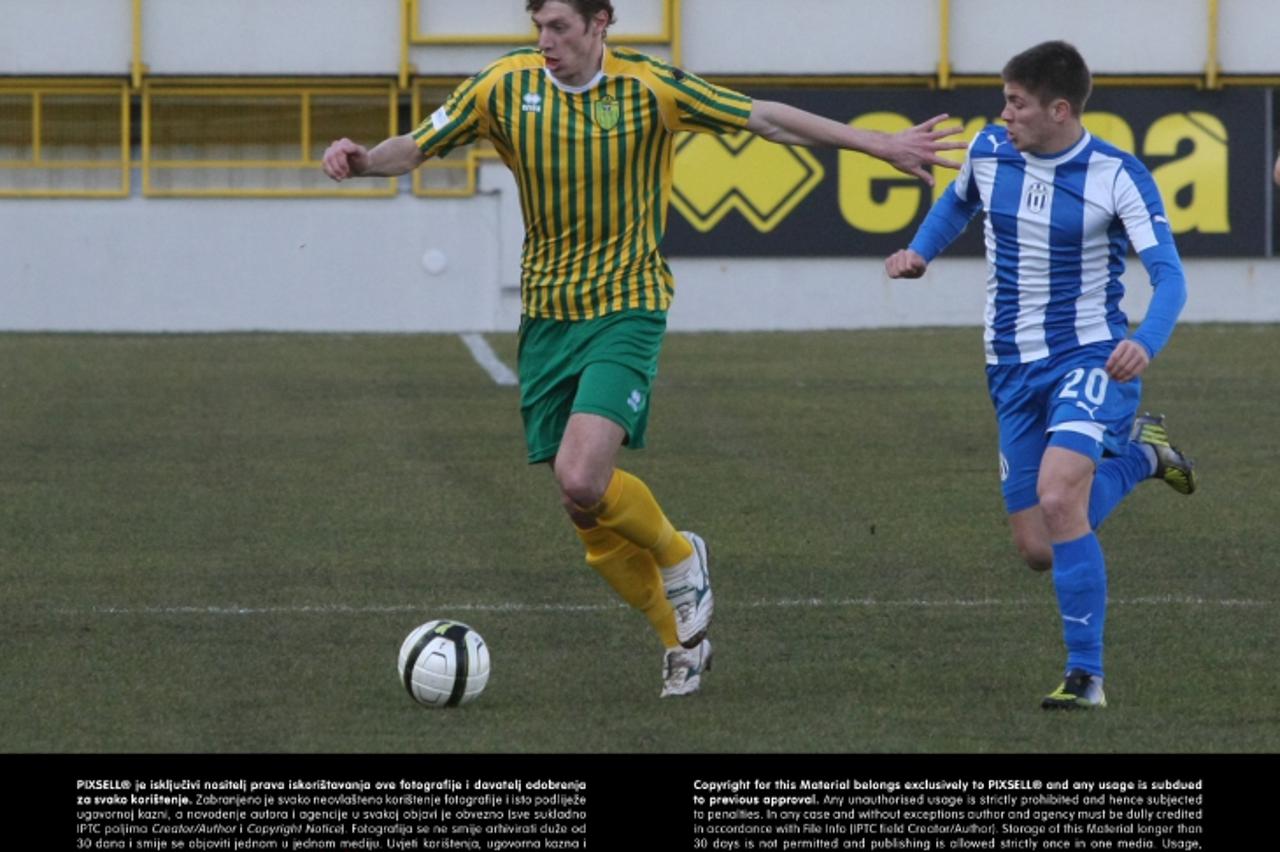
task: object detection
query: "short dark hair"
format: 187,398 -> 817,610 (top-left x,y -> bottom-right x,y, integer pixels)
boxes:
525,0 -> 616,26
1002,40 -> 1092,115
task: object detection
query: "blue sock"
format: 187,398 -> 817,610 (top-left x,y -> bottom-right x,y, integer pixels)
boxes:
1088,443 -> 1152,529
1051,532 -> 1107,678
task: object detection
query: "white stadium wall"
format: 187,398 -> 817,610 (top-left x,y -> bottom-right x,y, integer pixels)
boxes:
1,0 -> 132,75
5,161 -> 1276,333
2,0 -> 1250,77
1220,0 -> 1280,74
950,0 -> 1207,75
3,183 -> 507,333
4,0 -> 1267,78
2,1 -> 1279,331
142,0 -> 400,76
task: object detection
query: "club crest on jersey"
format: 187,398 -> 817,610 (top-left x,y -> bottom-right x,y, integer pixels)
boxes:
522,92 -> 543,113
593,96 -> 621,130
1026,181 -> 1049,213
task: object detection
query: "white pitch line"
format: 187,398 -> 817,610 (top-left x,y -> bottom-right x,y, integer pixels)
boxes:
79,603 -> 618,616
756,596 -> 1270,609
459,333 -> 517,387
70,596 -> 1269,617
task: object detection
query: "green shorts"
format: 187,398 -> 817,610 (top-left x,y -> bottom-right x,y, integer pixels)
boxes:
517,310 -> 667,464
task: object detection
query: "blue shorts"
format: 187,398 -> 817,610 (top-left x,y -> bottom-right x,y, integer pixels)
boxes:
986,340 -> 1142,514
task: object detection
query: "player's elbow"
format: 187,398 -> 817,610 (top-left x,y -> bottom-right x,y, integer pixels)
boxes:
746,101 -> 790,143
392,140 -> 428,175
366,135 -> 425,177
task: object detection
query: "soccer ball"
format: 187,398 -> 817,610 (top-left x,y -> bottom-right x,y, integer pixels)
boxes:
397,619 -> 490,708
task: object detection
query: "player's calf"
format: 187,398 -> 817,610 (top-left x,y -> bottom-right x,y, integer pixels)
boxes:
1008,508 -> 1053,572
1017,543 -> 1053,573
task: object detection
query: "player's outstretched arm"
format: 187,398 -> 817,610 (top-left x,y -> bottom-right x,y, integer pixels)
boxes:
322,134 -> 426,181
746,102 -> 964,185
884,248 -> 929,279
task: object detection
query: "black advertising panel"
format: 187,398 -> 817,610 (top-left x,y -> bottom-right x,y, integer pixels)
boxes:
663,87 -> 1269,257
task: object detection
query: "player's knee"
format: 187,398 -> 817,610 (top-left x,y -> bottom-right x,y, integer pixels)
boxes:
1036,486 -> 1082,536
556,465 -> 608,512
558,481 -> 601,514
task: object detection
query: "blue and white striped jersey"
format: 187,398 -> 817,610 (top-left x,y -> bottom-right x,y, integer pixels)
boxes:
909,125 -> 1186,366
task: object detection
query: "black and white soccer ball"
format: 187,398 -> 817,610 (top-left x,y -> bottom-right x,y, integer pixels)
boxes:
397,620 -> 490,708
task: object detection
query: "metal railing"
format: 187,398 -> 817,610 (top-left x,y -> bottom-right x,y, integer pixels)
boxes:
0,80 -> 130,198
2,0 -> 1273,199
140,80 -> 398,198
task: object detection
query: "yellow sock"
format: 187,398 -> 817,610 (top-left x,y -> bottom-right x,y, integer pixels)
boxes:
575,524 -> 624,563
587,469 -> 693,568
574,525 -> 679,647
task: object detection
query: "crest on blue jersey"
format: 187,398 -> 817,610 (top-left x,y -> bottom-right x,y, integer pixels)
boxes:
1027,181 -> 1049,213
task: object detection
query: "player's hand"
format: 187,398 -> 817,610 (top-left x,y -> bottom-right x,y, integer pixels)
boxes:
322,138 -> 369,181
1105,339 -> 1150,382
885,248 -> 929,279
884,113 -> 967,186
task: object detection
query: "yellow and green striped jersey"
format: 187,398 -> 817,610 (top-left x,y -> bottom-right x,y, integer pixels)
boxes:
411,46 -> 753,321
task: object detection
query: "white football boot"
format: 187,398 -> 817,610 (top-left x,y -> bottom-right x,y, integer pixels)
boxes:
660,638 -> 713,698
661,531 -> 713,648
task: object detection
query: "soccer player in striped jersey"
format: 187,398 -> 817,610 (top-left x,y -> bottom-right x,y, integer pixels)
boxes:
885,41 -> 1197,710
324,0 -> 963,698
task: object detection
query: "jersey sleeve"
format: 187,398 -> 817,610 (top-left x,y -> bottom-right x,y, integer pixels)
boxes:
411,64 -> 500,159
648,66 -> 753,134
1114,159 -> 1187,357
907,134 -> 984,261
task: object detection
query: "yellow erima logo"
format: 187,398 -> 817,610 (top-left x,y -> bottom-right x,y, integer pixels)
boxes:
672,131 -> 823,233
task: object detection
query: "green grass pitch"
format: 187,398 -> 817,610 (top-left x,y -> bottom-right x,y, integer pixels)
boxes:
1,325 -> 1276,753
